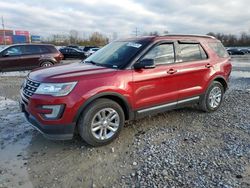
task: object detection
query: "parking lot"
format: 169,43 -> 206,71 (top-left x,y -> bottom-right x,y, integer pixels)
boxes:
0,57 -> 250,187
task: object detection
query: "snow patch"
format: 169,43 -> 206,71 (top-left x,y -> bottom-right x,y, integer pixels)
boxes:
0,71 -> 29,77
0,96 -> 18,111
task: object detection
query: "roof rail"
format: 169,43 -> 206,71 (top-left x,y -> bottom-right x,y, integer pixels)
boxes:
161,34 -> 216,39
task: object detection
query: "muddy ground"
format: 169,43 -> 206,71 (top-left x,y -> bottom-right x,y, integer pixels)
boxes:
0,57 -> 249,188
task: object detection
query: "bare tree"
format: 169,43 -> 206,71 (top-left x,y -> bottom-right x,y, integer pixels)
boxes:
69,30 -> 79,44
89,32 -> 109,46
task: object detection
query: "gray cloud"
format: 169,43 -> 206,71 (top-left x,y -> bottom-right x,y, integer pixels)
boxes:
0,0 -> 249,38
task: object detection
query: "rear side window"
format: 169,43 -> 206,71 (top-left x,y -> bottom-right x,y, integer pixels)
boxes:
49,46 -> 58,53
179,43 -> 207,62
143,43 -> 175,65
41,45 -> 57,53
23,45 -> 41,54
208,42 -> 229,58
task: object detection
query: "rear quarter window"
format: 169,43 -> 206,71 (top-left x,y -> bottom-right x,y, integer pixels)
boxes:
179,43 -> 208,62
208,42 -> 229,58
41,45 -> 57,53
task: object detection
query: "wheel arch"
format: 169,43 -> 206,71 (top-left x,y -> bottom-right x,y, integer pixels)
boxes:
213,76 -> 228,92
73,92 -> 134,123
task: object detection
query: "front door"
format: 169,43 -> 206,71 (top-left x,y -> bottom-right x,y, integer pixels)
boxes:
0,46 -> 23,71
132,42 -> 179,112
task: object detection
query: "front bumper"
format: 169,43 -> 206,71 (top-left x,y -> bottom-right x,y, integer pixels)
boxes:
20,102 -> 75,140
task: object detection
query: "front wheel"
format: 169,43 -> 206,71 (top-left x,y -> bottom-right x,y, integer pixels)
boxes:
78,99 -> 125,146
200,81 -> 224,112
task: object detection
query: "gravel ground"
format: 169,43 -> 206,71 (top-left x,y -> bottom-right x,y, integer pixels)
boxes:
0,57 -> 249,188
119,88 -> 250,187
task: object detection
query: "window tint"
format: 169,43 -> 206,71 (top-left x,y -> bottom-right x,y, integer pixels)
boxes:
5,46 -> 23,56
179,43 -> 207,62
208,42 -> 229,58
46,45 -> 57,53
143,43 -> 175,65
40,46 -> 51,53
23,45 -> 41,54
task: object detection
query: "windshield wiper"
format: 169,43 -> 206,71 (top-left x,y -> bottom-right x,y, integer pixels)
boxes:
84,60 -> 110,67
84,60 -> 118,69
84,60 -> 96,65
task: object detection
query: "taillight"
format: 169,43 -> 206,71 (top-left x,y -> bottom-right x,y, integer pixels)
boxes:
59,52 -> 64,60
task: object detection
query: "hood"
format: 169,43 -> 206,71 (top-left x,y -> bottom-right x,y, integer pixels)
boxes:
28,62 -> 117,82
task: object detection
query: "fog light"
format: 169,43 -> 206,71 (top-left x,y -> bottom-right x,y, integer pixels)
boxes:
42,105 -> 64,119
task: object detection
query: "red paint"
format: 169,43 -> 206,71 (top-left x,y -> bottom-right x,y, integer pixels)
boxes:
21,35 -> 232,131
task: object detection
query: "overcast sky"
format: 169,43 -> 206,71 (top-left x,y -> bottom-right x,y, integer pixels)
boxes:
0,0 -> 250,38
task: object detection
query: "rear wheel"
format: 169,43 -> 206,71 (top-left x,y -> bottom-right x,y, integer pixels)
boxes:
41,61 -> 53,67
78,99 -> 125,146
200,81 -> 224,112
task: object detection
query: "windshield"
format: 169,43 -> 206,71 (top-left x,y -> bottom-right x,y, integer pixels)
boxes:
84,40 -> 149,69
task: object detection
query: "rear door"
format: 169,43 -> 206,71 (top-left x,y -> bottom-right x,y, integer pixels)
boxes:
21,45 -> 42,69
174,41 -> 212,101
0,46 -> 24,71
132,42 -> 180,112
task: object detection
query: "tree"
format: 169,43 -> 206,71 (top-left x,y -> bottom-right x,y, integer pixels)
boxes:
89,32 -> 109,46
69,30 -> 79,44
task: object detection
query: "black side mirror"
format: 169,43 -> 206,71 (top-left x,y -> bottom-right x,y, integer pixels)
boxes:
134,59 -> 155,69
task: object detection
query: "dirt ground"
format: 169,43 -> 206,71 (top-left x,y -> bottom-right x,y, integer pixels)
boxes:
0,57 -> 249,188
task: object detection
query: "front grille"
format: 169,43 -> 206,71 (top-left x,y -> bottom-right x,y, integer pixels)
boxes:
22,78 -> 40,100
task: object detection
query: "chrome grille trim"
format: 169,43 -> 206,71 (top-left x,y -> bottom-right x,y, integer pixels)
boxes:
22,78 -> 40,100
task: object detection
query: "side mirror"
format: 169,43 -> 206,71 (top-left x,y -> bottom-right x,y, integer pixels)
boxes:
134,59 -> 155,69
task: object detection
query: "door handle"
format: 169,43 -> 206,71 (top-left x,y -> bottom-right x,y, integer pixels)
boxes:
167,68 -> 177,74
205,63 -> 212,68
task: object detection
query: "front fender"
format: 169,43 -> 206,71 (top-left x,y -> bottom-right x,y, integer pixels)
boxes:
73,91 -> 134,122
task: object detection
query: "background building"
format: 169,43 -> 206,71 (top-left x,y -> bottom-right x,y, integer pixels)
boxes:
0,29 -> 41,45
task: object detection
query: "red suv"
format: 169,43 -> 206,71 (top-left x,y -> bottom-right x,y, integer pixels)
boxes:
20,35 -> 232,146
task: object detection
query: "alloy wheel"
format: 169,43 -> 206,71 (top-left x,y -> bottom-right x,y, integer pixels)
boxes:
208,86 -> 222,109
91,108 -> 120,140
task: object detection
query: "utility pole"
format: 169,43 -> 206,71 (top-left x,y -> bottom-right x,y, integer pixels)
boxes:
135,27 -> 138,37
132,27 -> 140,37
1,16 -> 6,45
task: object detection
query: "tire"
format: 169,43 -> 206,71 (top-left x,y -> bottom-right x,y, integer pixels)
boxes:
199,81 -> 224,112
41,61 -> 53,67
78,98 -> 125,146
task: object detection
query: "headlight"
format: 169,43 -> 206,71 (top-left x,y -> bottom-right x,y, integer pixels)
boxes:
35,82 -> 77,96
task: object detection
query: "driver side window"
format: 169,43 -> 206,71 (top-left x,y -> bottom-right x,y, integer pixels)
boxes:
143,43 -> 175,65
5,46 -> 23,56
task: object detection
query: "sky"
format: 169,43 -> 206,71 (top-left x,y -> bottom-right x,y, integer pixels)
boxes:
0,0 -> 250,39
